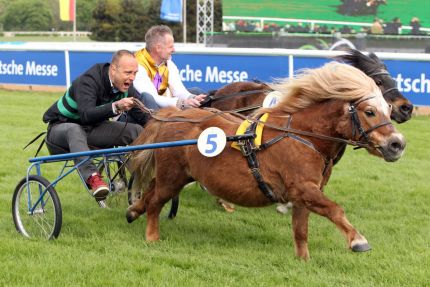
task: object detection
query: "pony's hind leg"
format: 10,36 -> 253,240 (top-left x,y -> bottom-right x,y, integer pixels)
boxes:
126,179 -> 155,223
145,181 -> 185,241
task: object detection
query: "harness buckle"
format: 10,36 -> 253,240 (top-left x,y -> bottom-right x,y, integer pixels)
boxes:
239,140 -> 254,156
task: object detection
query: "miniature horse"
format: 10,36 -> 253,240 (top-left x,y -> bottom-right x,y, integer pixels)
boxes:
127,63 -> 406,260
170,48 -> 413,215
335,48 -> 412,123
205,48 -> 413,124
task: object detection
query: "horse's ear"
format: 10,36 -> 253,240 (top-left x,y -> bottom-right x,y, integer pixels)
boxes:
368,52 -> 379,62
334,48 -> 361,67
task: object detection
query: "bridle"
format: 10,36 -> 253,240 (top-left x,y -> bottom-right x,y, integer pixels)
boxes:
348,96 -> 393,144
367,69 -> 399,97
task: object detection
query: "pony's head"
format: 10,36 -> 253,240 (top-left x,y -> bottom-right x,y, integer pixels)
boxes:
269,62 -> 406,162
335,48 -> 413,123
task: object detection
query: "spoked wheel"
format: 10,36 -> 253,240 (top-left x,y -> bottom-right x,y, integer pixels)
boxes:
127,174 -> 179,219
12,175 -> 62,239
98,157 -> 130,207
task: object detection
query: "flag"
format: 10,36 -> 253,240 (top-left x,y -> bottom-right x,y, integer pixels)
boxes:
59,0 -> 75,22
160,0 -> 183,23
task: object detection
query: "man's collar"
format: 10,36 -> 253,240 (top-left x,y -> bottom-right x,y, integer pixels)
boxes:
144,48 -> 166,67
109,76 -> 119,94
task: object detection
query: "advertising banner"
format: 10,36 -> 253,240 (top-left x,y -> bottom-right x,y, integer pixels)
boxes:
0,51 -> 66,86
0,48 -> 429,106
160,0 -> 183,23
384,60 -> 430,106
68,51 -> 112,83
295,56 -> 430,106
172,53 -> 290,91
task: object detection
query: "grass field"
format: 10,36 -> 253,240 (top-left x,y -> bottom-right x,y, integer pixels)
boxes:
223,0 -> 430,28
0,89 -> 429,286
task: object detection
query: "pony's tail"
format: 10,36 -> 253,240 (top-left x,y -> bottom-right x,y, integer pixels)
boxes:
129,107 -> 179,192
129,121 -> 160,193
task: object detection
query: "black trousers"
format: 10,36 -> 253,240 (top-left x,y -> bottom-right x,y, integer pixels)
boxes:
47,121 -> 143,181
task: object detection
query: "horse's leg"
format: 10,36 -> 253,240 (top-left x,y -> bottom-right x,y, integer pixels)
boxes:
291,205 -> 310,260
299,182 -> 371,252
145,178 -> 188,241
126,179 -> 156,223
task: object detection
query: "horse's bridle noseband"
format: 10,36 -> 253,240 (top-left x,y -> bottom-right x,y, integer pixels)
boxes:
349,96 -> 393,145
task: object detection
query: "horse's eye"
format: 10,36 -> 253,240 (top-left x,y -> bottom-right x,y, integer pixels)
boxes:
365,110 -> 376,117
375,79 -> 382,86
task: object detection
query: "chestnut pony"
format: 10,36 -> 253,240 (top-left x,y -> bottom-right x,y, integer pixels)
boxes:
127,62 -> 406,260
206,49 -> 413,124
168,48 -> 413,216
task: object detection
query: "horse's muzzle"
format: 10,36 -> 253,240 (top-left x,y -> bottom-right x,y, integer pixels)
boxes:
378,134 -> 406,162
391,103 -> 413,124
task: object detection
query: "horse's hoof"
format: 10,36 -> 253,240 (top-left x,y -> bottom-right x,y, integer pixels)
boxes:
351,243 -> 372,252
217,198 -> 235,213
126,210 -> 138,223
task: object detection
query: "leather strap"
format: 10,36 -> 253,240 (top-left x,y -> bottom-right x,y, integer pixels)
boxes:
237,116 -> 277,202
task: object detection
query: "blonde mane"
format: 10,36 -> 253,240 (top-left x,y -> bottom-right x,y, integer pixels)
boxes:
265,62 -> 380,114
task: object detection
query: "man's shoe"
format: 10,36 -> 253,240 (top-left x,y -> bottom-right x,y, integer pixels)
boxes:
87,172 -> 109,201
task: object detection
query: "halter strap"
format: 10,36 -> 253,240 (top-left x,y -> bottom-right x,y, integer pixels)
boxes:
349,96 -> 393,143
367,69 -> 399,96
367,70 -> 390,77
381,87 -> 398,96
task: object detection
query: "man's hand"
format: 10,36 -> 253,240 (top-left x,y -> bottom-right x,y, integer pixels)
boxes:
183,94 -> 208,108
114,98 -> 136,112
194,94 -> 207,104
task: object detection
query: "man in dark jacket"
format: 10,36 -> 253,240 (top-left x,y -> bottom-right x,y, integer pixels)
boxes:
43,50 -> 154,201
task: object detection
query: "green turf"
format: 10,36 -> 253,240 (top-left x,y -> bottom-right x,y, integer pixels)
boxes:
0,89 -> 429,286
223,0 -> 430,28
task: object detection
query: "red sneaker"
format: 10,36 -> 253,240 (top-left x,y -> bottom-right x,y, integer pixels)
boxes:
87,172 -> 109,200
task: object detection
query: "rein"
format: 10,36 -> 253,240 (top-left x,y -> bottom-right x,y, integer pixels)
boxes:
132,97 -> 387,150
202,89 -> 269,106
132,96 -> 392,203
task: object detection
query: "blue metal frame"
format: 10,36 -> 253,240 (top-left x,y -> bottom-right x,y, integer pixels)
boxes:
23,135 -> 255,214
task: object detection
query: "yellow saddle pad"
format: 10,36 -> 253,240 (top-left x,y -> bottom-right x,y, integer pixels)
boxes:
231,113 -> 269,151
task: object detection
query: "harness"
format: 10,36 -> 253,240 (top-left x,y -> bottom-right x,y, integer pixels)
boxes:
367,69 -> 399,97
234,114 -> 276,202
232,96 -> 392,202
234,114 -> 331,203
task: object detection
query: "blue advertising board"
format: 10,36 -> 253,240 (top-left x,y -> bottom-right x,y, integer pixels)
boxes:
172,53 -> 290,91
0,48 -> 429,106
294,56 -> 430,106
383,60 -> 430,106
0,51 -> 66,86
69,51 -> 112,83
294,56 -> 330,70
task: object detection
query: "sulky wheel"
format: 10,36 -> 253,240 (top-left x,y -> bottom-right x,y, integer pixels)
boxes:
12,175 -> 62,239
